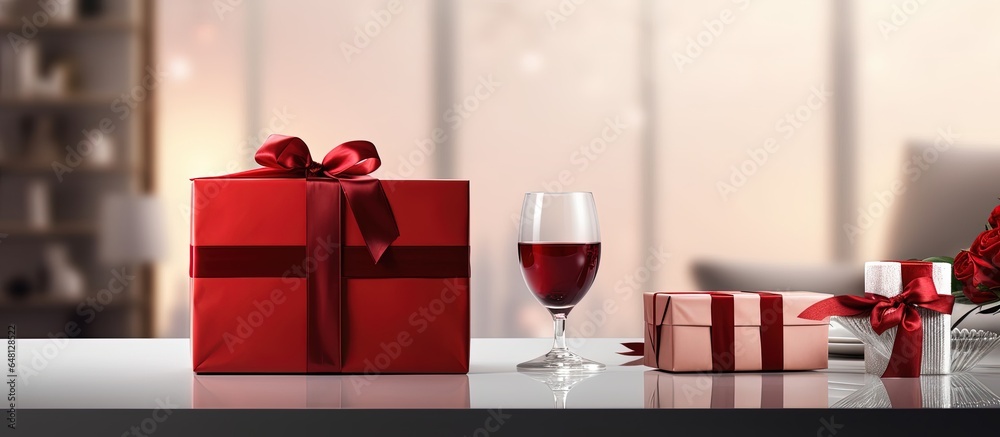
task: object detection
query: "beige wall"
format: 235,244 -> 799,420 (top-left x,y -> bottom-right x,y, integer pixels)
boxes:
155,0 -> 1000,337
154,0 -> 250,336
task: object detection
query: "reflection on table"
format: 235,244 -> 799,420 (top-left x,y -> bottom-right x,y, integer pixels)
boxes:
517,370 -> 601,409
12,339 -> 1000,409
644,371 -> 829,408
641,370 -> 1000,409
193,375 -> 470,409
833,373 -> 1000,408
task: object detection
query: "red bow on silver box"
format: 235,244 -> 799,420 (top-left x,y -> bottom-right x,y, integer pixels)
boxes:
798,275 -> 954,377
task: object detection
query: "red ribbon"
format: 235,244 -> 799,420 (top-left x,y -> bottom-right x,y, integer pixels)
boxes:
191,246 -> 471,278
217,134 -> 399,262
798,262 -> 954,377
305,179 -> 342,372
710,293 -> 736,372
622,291 -> 785,371
618,342 -> 644,356
743,291 -> 784,371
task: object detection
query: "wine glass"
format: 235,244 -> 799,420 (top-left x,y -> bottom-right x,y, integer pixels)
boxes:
517,192 -> 605,372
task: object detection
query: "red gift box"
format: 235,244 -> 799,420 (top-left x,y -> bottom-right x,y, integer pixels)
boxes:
190,135 -> 469,374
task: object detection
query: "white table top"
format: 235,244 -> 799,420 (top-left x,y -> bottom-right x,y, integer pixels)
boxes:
12,338 -> 1000,409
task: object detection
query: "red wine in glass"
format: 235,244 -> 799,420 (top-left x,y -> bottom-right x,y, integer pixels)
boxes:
518,242 -> 601,315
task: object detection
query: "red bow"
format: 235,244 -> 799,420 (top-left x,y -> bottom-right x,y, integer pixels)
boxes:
224,134 -> 399,262
799,276 -> 954,377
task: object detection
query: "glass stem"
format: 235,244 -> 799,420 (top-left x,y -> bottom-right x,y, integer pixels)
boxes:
552,314 -> 567,351
553,390 -> 569,409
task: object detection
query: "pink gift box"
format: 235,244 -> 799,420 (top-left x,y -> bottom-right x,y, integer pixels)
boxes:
642,291 -> 830,372
644,371 -> 829,408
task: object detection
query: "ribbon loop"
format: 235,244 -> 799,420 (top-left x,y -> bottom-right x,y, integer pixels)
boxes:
254,134 -> 315,172
320,140 -> 381,177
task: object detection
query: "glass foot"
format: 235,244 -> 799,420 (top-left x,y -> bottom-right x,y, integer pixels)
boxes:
517,348 -> 606,373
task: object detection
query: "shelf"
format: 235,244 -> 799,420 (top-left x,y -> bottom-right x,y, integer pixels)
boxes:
0,162 -> 133,174
0,20 -> 137,33
0,295 -> 83,309
0,293 -> 140,310
0,94 -> 120,109
0,222 -> 96,236
0,3 -> 154,337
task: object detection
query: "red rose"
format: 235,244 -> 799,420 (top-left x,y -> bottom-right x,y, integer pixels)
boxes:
954,250 -> 1000,304
955,249 -> 1000,288
970,229 -> 1000,263
989,204 -> 1000,229
954,250 -> 977,282
973,258 -> 1000,289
